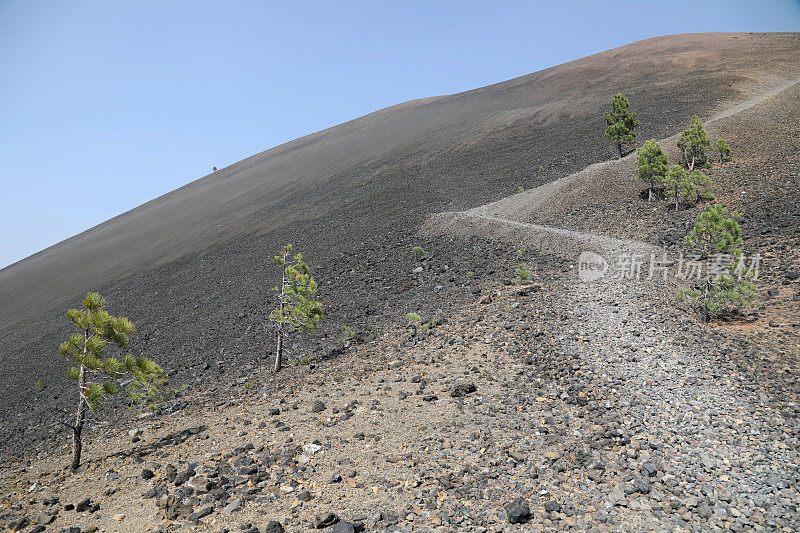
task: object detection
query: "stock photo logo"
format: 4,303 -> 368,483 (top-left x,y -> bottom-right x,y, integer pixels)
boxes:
578,251 -> 609,282
577,250 -> 760,283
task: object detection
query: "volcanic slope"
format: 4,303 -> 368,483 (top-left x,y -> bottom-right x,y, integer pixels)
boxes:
1,33 -> 799,456
2,54 -> 800,533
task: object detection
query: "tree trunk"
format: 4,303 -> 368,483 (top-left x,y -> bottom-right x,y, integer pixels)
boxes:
702,279 -> 711,323
273,256 -> 287,374
273,326 -> 283,373
617,141 -> 623,159
71,364 -> 86,470
674,191 -> 679,211
647,182 -> 654,202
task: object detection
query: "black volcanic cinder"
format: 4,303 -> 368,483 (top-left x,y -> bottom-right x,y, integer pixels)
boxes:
1,33 -> 799,457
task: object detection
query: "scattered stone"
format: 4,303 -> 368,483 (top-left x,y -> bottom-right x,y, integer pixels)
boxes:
186,475 -> 209,492
641,461 -> 658,477
263,521 -> 285,533
314,512 -> 340,528
331,522 -> 356,533
35,512 -> 55,525
633,476 -> 651,494
303,443 -> 323,455
449,381 -> 477,397
544,500 -> 562,513
505,497 -> 531,524
75,497 -> 92,513
8,517 -> 30,531
223,497 -> 243,514
188,506 -> 213,521
173,470 -> 192,486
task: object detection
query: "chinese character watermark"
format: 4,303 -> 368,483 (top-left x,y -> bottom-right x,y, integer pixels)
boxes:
577,251 -> 760,283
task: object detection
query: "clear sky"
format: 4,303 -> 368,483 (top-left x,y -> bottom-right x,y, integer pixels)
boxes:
1,1 -> 798,269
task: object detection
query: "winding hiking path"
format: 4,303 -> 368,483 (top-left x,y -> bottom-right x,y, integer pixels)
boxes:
424,73 -> 800,265
415,72 -> 800,531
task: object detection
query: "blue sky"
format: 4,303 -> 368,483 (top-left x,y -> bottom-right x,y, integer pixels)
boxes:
1,1 -> 798,269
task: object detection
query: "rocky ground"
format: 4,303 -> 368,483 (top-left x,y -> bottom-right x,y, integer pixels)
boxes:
2,252 -> 799,532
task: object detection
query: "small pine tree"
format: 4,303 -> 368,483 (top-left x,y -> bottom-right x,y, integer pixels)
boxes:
704,273 -> 760,318
605,93 -> 638,158
663,165 -> 684,210
412,246 -> 427,260
679,204 -> 760,321
405,312 -> 422,335
337,326 -> 355,348
58,292 -> 164,470
686,203 -> 743,257
677,116 -> 711,171
269,244 -> 323,373
515,262 -> 534,283
716,139 -> 732,163
636,139 -> 668,201
663,165 -> 714,210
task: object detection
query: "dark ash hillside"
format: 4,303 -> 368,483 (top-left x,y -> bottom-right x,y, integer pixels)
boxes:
1,32 -> 799,456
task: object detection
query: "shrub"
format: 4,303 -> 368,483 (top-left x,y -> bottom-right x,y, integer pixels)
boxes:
337,325 -> 355,347
515,263 -> 534,283
412,246 -> 427,260
716,139 -> 732,163
290,355 -> 310,366
406,312 -> 422,323
240,376 -> 258,392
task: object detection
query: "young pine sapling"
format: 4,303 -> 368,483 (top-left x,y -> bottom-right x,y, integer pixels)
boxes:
716,139 -> 732,163
269,244 -> 323,373
677,116 -> 711,171
663,165 -> 714,210
57,292 -> 163,470
604,93 -> 638,158
635,139 -> 668,202
678,204 -> 760,321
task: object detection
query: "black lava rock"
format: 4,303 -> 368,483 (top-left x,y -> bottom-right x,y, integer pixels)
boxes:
505,497 -> 531,524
